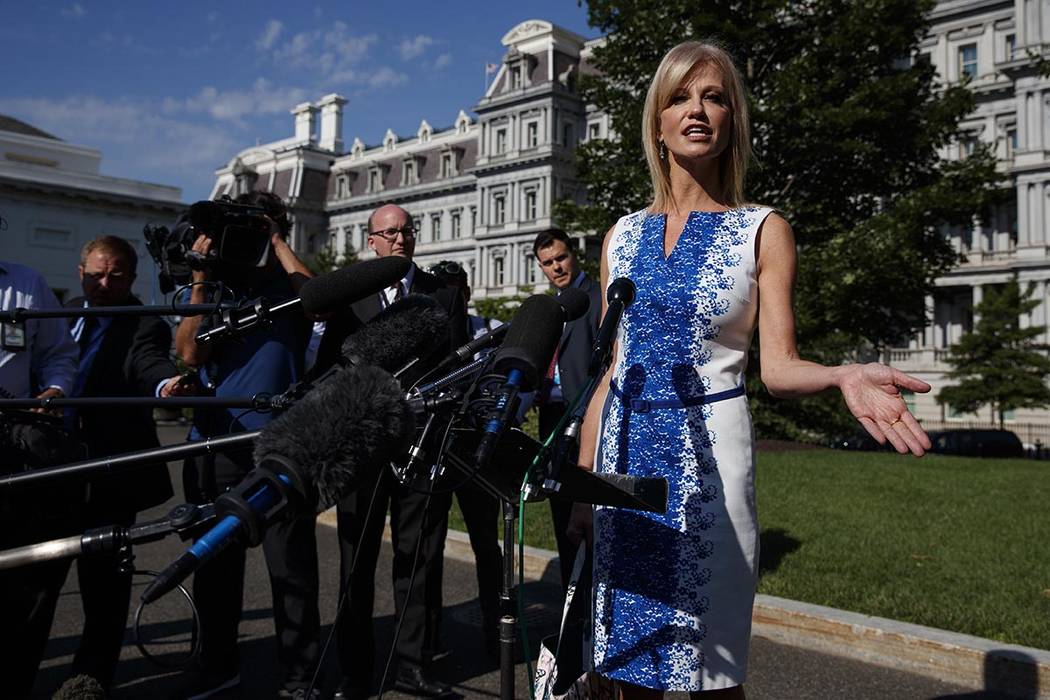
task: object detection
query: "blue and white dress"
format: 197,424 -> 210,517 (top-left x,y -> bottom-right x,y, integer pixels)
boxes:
593,206 -> 773,691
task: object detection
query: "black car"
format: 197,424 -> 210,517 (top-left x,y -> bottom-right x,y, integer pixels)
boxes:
925,429 -> 1024,459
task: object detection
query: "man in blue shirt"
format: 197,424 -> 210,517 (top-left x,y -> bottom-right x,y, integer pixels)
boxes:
174,192 -> 320,700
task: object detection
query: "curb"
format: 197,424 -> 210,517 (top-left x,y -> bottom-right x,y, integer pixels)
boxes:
318,510 -> 1050,697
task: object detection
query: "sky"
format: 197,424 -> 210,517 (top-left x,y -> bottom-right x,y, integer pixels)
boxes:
0,1 -> 596,203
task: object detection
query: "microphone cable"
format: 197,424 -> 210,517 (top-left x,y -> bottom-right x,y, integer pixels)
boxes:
132,568 -> 201,668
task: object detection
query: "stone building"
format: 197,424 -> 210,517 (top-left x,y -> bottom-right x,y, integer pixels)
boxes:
211,19 -> 607,301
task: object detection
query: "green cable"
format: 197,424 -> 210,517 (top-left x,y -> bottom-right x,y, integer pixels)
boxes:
517,375 -> 599,698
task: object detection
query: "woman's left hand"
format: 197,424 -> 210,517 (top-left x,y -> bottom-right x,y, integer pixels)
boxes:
840,363 -> 932,456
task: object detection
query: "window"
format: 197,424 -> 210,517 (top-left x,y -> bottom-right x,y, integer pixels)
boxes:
588,122 -> 601,141
523,252 -> 536,283
562,122 -> 575,147
367,167 -> 382,193
469,206 -> 477,233
960,134 -> 978,158
959,43 -> 978,80
1006,127 -> 1018,156
495,128 -> 508,154
525,121 -> 539,148
402,159 -> 418,186
492,193 -> 506,225
512,66 -> 523,90
441,152 -> 455,178
493,256 -> 505,286
359,224 -> 369,251
451,210 -> 461,239
1006,33 -> 1017,61
335,174 -> 349,198
524,189 -> 538,220
413,216 -> 422,236
431,213 -> 442,241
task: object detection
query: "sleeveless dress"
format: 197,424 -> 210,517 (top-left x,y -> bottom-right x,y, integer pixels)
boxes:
592,206 -> 773,691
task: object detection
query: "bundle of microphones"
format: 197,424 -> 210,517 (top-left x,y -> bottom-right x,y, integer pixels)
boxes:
0,254 -> 642,610
140,257 -> 596,603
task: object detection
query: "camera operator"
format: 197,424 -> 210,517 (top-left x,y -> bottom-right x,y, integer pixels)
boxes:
174,191 -> 321,700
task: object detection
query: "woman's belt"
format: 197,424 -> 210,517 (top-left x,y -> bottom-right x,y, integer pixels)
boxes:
609,380 -> 745,413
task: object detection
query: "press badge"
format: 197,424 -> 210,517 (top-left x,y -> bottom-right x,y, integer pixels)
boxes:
1,322 -> 27,350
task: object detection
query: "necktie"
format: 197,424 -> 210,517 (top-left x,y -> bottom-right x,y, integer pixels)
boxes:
394,281 -> 405,302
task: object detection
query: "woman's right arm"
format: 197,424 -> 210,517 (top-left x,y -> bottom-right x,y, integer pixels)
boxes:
577,224 -> 617,469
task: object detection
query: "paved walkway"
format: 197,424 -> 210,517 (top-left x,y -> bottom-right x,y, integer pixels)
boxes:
27,426 -> 1037,698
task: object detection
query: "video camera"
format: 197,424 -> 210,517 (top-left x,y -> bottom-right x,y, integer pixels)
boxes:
144,198 -> 274,293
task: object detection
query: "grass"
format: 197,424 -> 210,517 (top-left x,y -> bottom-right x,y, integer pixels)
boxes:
448,446 -> 1050,650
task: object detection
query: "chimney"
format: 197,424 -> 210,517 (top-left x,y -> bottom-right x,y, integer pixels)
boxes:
317,93 -> 347,152
292,102 -> 318,143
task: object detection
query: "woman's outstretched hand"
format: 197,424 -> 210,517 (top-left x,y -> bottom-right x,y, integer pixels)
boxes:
839,363 -> 932,456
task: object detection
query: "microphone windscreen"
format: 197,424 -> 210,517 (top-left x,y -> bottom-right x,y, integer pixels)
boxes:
493,294 -> 565,391
52,674 -> 106,700
607,277 -> 637,307
557,287 -> 591,321
341,294 -> 450,374
299,257 -> 412,314
253,364 -> 416,511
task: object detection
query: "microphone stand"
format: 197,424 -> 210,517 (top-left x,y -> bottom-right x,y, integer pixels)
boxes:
0,396 -> 279,411
0,303 -> 229,323
0,432 -> 258,489
0,502 -> 215,571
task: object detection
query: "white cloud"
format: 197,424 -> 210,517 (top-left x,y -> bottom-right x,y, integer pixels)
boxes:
433,53 -> 452,70
256,19 -> 283,52
398,35 -> 435,61
162,79 -> 309,128
0,95 -> 240,181
60,3 -> 86,19
367,67 -> 409,88
268,21 -> 377,83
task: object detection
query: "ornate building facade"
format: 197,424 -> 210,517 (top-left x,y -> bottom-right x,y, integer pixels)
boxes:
211,20 -> 606,301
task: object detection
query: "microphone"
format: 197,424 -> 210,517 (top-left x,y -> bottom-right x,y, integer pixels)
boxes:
587,277 -> 636,378
194,257 -> 411,345
140,363 -> 415,603
433,285 -> 591,372
340,294 -> 450,378
473,294 -> 567,469
299,256 -> 412,315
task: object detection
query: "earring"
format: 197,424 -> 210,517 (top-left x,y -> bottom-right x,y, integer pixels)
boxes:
658,140 -> 667,160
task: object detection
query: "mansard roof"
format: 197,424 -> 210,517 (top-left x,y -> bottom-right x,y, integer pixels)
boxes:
0,114 -> 60,141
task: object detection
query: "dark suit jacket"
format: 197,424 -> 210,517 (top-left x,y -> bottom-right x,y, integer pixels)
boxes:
552,273 -> 603,407
311,264 -> 469,377
66,296 -> 175,514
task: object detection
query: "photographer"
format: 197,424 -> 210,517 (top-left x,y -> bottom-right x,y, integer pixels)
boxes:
173,191 -> 321,700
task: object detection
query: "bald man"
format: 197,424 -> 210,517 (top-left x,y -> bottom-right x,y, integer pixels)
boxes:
314,203 -> 466,699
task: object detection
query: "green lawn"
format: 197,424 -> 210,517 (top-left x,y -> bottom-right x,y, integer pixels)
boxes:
448,448 -> 1050,650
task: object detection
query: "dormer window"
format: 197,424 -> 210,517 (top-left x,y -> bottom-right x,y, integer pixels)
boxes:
401,157 -> 420,186
367,165 -> 384,193
383,128 -> 397,152
351,137 -> 365,160
441,152 -> 454,178
455,110 -> 471,135
418,119 -> 432,143
512,66 -> 523,89
335,173 -> 350,199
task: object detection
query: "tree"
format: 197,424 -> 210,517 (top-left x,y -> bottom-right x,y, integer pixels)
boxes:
557,0 -> 1005,440
938,278 -> 1050,428
306,237 -> 359,276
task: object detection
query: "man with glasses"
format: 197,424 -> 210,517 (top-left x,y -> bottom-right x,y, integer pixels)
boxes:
314,203 -> 466,699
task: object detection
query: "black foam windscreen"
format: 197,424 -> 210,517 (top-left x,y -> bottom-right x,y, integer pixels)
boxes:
52,674 -> 106,700
252,363 -> 416,512
340,294 -> 450,374
557,286 -> 591,322
299,257 -> 411,314
492,294 -> 565,391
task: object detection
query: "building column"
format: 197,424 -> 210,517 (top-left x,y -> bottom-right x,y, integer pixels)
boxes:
923,293 -> 935,348
972,285 -> 984,326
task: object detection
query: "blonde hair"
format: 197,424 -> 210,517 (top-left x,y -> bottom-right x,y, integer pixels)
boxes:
641,41 -> 751,212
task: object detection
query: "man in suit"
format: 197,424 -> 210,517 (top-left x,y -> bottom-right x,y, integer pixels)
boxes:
62,235 -> 186,690
314,203 -> 466,700
532,229 -> 602,589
